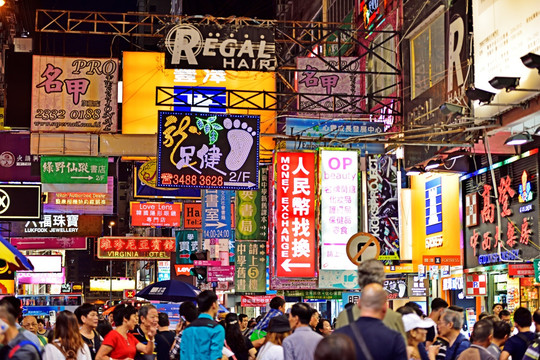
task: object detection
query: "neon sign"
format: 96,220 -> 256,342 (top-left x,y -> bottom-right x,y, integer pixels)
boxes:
359,0 -> 389,30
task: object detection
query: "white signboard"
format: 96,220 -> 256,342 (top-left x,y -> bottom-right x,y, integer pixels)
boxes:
472,0 -> 540,118
90,278 -> 135,291
320,150 -> 358,270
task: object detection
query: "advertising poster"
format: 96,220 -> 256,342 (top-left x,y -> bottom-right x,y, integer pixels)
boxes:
6,215 -> 102,237
40,156 -> 108,184
134,160 -> 200,199
130,202 -> 182,227
235,166 -> 269,240
31,55 -> 118,132
320,150 -> 358,270
97,237 -> 176,260
157,111 -> 259,190
0,133 -> 41,182
366,154 -> 399,262
235,240 -> 266,294
275,152 -> 317,278
176,230 -> 198,264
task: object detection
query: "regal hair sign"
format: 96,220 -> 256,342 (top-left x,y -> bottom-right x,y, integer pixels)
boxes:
164,24 -> 276,71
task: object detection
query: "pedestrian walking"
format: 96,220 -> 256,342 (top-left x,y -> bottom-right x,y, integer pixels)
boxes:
282,303 -> 323,360
224,313 -> 256,360
0,303 -> 41,360
156,313 -> 174,360
500,307 -> 535,360
132,305 -> 159,360
314,333 -> 356,360
95,304 -> 156,360
74,304 -> 102,360
436,308 -> 470,360
43,310 -> 92,360
256,315 -> 291,360
456,319 -> 495,360
334,283 -> 407,360
179,290 -> 225,360
169,301 -> 198,360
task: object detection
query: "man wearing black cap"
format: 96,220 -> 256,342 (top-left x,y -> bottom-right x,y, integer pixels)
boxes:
257,315 -> 291,360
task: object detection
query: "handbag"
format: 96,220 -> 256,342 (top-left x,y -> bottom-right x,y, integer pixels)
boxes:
349,321 -> 374,360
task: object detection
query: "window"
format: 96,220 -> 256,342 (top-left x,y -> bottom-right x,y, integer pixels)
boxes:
410,14 -> 445,99
367,25 -> 398,98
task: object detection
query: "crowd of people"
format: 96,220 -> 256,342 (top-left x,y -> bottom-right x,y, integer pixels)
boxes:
0,260 -> 538,360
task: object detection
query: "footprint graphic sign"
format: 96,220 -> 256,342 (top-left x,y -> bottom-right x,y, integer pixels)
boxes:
157,111 -> 260,190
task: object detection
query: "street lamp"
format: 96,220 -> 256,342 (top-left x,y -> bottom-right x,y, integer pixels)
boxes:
108,221 -> 115,304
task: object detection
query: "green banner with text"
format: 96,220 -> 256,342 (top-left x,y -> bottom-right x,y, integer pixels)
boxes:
41,156 -> 108,184
235,166 -> 268,240
235,240 -> 266,295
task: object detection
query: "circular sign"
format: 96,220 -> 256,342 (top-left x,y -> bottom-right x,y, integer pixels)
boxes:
346,232 -> 381,266
0,189 -> 10,215
0,152 -> 15,168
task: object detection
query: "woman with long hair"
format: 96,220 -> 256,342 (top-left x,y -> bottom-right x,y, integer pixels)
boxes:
225,313 -> 257,360
43,310 -> 92,360
257,315 -> 291,360
95,305 -> 156,360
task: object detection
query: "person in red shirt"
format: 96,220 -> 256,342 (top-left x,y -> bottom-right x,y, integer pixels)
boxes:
96,305 -> 156,360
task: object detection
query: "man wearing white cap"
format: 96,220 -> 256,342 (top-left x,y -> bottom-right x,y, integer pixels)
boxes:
402,313 -> 439,360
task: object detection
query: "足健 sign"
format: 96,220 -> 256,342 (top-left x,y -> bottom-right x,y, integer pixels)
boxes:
97,237 -> 175,260
164,24 -> 276,71
157,111 -> 259,190
130,202 -> 182,227
31,55 -> 118,132
0,184 -> 41,220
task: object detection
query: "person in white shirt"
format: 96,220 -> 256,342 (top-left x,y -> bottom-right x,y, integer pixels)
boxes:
257,315 -> 292,360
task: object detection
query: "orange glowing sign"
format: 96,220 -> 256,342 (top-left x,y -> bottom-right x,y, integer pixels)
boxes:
122,52 -> 276,160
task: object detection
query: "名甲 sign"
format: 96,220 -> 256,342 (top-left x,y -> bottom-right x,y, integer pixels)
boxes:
157,111 -> 259,190
164,24 -> 276,71
130,202 -> 182,227
97,237 -> 175,260
0,184 -> 41,220
275,152 -> 316,278
41,156 -> 108,184
31,55 -> 118,133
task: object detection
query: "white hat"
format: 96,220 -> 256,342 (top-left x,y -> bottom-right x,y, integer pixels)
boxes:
402,313 -> 433,332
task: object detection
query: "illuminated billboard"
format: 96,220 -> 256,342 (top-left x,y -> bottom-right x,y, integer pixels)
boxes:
122,52 -> 276,160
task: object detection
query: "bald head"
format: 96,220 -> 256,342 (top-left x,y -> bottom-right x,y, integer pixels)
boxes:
359,283 -> 388,316
22,316 -> 38,334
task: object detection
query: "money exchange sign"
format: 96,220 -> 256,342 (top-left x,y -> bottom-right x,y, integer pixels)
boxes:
157,111 -> 260,190
235,240 -> 266,294
31,55 -> 118,132
275,152 -> 317,278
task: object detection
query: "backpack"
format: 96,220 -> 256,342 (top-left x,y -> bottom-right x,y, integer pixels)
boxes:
51,342 -> 78,360
517,333 -> 535,348
8,340 -> 42,360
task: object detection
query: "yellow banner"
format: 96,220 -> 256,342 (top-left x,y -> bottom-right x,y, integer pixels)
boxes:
122,52 -> 276,160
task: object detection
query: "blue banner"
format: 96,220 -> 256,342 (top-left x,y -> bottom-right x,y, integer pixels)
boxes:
202,190 -> 232,239
285,117 -> 385,154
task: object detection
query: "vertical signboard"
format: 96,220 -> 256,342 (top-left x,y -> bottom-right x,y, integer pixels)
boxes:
235,240 -> 267,294
320,150 -> 358,270
157,111 -> 260,190
366,155 -> 399,262
202,190 -> 232,240
425,177 -> 442,235
275,152 -> 317,278
235,166 -> 269,240
31,55 -> 118,133
176,230 -> 198,264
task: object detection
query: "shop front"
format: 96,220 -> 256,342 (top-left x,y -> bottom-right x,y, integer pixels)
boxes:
462,149 -> 539,315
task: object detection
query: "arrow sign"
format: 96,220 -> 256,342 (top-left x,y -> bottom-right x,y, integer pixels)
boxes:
204,221 -> 227,228
71,176 -> 94,180
280,259 -> 311,272
223,181 -> 256,188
